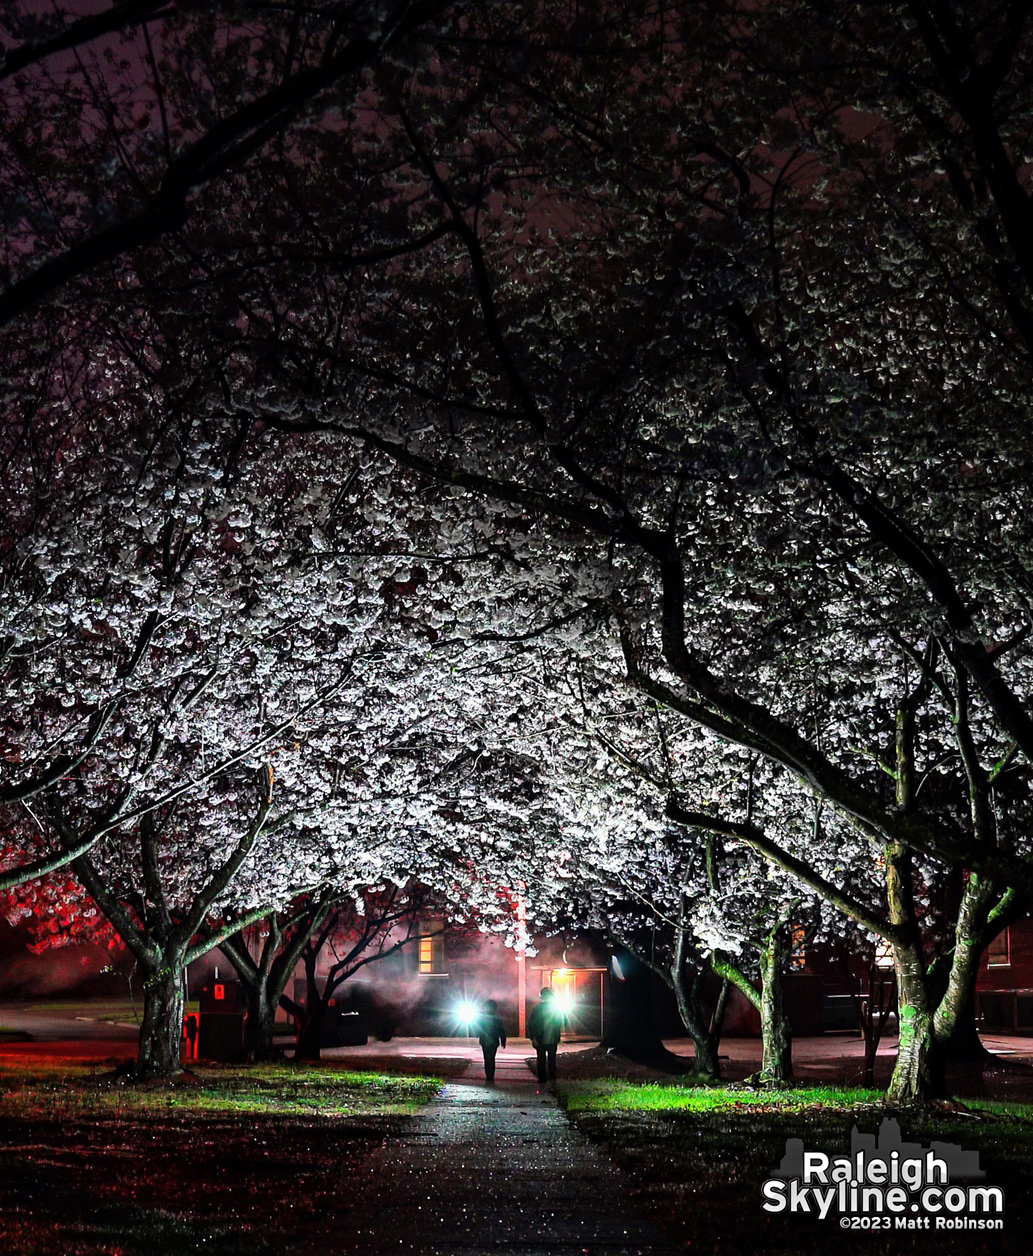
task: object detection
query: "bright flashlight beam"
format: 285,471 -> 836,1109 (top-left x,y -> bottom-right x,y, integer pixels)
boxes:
456,1000 -> 478,1027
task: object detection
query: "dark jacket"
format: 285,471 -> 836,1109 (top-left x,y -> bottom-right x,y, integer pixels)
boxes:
528,1001 -> 563,1046
477,1011 -> 507,1048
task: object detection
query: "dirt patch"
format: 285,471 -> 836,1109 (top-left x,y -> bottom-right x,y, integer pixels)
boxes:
946,1055 -> 1033,1103
553,1045 -> 694,1082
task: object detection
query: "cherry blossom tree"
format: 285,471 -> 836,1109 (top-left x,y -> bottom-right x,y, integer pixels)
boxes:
0,350 -> 527,1074
231,2 -> 1033,1104
0,0 -> 467,331
455,640 -> 856,1083
72,767 -> 286,1079
379,538 -> 1023,1100
7,1 -> 1033,1105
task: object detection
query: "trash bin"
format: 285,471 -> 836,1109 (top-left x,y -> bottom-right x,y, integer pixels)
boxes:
291,980 -> 369,1046
196,979 -> 246,1060
324,1004 -> 368,1047
822,993 -> 858,1032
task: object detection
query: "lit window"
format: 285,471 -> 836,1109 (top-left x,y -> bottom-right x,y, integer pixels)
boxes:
874,941 -> 894,970
790,924 -> 807,970
417,917 -> 447,975
987,928 -> 1010,968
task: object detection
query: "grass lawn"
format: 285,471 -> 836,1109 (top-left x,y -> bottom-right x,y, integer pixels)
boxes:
0,1061 -> 441,1255
558,1079 -> 1031,1254
24,999 -> 147,1023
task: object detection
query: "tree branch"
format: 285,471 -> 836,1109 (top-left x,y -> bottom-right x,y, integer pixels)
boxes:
665,796 -> 902,945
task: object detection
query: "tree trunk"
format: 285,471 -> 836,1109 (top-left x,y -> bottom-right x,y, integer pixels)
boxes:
885,866 -> 1009,1099
293,952 -> 324,1063
933,874 -> 1003,1064
222,905 -> 338,1064
711,976 -> 731,1040
758,926 -> 793,1086
712,937 -> 792,1087
931,979 -> 993,1068
244,983 -> 284,1061
294,1002 -> 323,1062
136,961 -> 186,1081
940,1011 -> 987,1060
881,839 -> 946,1103
887,943 -> 944,1103
682,971 -> 721,1079
669,927 -> 721,1079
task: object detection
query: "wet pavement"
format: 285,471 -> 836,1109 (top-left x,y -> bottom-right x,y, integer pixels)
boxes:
0,1001 -> 138,1062
320,1031 -> 1033,1068
341,1052 -> 680,1255
3,999 -> 1032,1071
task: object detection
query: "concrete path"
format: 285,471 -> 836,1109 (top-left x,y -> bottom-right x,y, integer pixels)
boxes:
340,1051 -> 679,1255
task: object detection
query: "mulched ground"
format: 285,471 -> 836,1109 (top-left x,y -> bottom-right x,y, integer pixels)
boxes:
0,1110 -> 409,1256
566,1102 -> 1030,1256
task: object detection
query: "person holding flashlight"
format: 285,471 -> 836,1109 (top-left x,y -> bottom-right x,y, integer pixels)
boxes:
528,987 -> 564,1083
476,998 -> 507,1084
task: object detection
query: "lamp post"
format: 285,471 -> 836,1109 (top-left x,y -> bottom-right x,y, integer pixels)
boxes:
516,884 -> 528,1037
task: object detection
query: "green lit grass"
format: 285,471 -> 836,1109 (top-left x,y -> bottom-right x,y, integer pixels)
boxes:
964,1097 -> 1033,1121
561,1078 -> 884,1113
0,1062 -> 440,1119
140,1067 -> 439,1117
